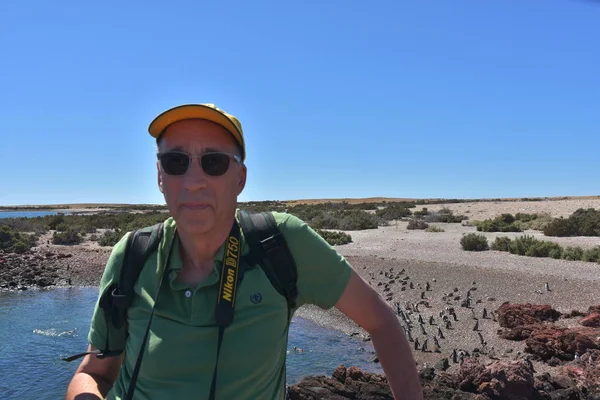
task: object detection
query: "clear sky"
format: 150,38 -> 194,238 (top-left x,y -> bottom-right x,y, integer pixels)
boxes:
1,0 -> 599,206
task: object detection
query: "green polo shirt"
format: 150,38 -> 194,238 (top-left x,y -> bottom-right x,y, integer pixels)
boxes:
87,211 -> 352,400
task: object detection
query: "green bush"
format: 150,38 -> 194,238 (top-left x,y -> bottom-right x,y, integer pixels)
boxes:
515,213 -> 538,223
491,236 -> 512,252
508,235 -> 538,256
525,240 -> 563,259
413,207 -> 429,217
0,225 -> 36,253
98,230 -> 125,247
376,205 -> 411,220
425,225 -> 444,232
460,233 -> 489,251
407,219 -> 429,230
476,214 -> 522,233
562,246 -> 584,261
423,209 -> 467,223
583,246 -> 600,262
52,230 -> 82,245
522,212 -> 553,231
315,229 -> 352,245
544,208 -> 600,237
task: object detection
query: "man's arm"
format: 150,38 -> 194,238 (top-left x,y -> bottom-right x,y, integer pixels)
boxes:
335,269 -> 423,400
65,344 -> 123,400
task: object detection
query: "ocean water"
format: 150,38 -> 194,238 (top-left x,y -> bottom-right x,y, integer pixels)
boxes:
0,288 -> 382,400
0,211 -> 69,219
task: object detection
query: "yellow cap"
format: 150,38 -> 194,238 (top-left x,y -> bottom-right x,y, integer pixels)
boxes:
148,103 -> 246,161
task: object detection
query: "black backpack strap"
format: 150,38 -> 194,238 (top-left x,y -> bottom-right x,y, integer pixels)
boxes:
64,222 -> 165,362
110,222 -> 164,329
238,210 -> 298,315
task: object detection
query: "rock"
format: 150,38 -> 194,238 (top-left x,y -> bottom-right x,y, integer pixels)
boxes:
580,313 -> 600,328
547,356 -> 562,367
435,358 -> 450,371
549,388 -> 581,400
525,326 -> 600,361
287,365 -> 393,399
497,302 -> 562,329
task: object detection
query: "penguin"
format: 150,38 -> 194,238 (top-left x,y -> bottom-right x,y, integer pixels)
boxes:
473,319 -> 479,331
421,338 -> 428,352
482,308 -> 488,319
452,348 -> 458,363
446,320 -> 452,330
429,315 -> 435,325
545,282 -> 551,292
437,326 -> 445,339
414,338 -> 420,350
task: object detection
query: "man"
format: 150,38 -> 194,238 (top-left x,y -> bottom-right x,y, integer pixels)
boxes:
65,104 -> 422,400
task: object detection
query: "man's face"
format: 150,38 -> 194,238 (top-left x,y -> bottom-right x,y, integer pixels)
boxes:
157,118 -> 246,235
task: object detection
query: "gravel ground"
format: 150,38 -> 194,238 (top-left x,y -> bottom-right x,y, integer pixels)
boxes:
422,198 -> 600,220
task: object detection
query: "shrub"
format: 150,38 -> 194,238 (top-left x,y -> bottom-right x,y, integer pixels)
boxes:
476,214 -> 522,233
98,230 -> 124,247
522,212 -> 553,231
491,236 -> 511,252
413,208 -> 429,217
52,230 -> 82,245
460,233 -> 489,251
407,219 -> 429,230
423,209 -> 467,223
583,246 -> 600,262
336,210 -> 380,230
544,208 -> 600,237
425,225 -> 444,233
0,225 -> 36,253
376,205 -> 411,220
315,229 -> 352,245
525,240 -> 563,259
508,235 -> 538,256
543,218 -> 577,237
562,246 -> 584,261
515,213 -> 538,223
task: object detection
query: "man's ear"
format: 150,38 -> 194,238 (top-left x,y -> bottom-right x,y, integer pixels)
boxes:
157,161 -> 164,193
237,164 -> 247,195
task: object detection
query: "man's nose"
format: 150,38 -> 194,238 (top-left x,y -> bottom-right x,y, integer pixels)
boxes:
182,158 -> 209,190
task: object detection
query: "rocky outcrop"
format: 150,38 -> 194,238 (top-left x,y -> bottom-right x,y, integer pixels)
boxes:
0,250 -> 68,289
525,326 -> 600,361
580,306 -> 600,328
287,362 -> 600,400
497,302 -> 562,328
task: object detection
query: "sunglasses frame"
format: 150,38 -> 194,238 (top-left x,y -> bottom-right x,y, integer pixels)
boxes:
157,150 -> 242,176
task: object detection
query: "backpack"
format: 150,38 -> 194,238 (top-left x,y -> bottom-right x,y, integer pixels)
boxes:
103,209 -> 299,338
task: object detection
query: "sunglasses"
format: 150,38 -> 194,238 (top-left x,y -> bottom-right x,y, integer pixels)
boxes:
158,151 -> 242,176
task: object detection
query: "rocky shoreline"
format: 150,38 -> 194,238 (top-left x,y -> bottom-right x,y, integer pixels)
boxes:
288,303 -> 600,399
2,239 -> 600,398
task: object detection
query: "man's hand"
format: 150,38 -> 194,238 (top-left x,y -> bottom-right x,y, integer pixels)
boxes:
335,269 -> 423,400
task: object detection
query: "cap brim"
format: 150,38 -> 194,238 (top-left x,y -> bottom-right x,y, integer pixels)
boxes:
148,104 -> 244,151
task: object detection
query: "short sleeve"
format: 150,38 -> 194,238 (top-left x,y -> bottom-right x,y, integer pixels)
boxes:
87,232 -> 131,352
275,212 -> 353,310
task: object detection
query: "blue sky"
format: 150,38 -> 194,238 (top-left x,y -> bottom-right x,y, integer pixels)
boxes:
1,0 -> 599,206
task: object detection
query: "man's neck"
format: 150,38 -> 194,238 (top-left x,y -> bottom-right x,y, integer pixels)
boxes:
177,218 -> 235,274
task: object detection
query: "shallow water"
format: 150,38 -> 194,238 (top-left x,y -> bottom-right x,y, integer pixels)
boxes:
0,288 -> 382,399
0,211 -> 69,219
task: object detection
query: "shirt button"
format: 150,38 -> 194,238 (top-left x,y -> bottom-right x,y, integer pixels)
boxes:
185,290 -> 192,298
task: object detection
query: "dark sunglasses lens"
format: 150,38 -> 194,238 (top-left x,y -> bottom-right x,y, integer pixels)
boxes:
161,153 -> 190,175
201,153 -> 231,176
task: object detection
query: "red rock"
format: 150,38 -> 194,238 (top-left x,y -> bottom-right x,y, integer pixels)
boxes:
497,303 -> 561,329
525,326 -> 600,361
580,313 -> 600,328
587,305 -> 600,315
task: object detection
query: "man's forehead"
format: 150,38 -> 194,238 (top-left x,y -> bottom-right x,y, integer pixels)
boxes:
159,119 -> 238,149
